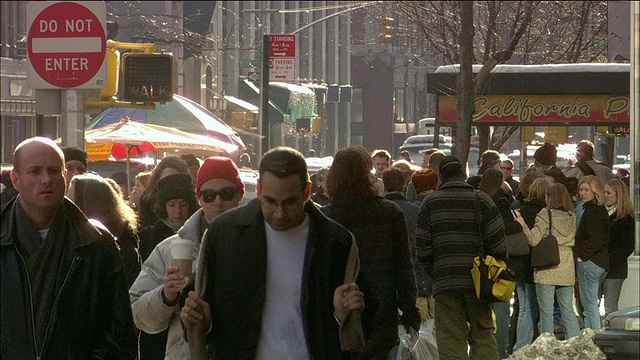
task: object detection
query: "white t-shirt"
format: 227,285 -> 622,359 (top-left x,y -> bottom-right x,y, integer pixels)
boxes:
256,216 -> 310,360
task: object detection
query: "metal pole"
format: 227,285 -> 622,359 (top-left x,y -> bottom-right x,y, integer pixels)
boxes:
61,89 -> 85,149
261,34 -> 270,155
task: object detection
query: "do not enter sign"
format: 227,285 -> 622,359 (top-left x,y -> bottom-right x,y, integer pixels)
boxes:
27,1 -> 107,89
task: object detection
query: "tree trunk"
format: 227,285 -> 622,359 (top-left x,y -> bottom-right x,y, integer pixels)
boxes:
455,1 -> 475,167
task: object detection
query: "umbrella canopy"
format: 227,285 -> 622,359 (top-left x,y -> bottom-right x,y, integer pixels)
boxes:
85,118 -> 238,193
86,94 -> 246,149
85,118 -> 238,160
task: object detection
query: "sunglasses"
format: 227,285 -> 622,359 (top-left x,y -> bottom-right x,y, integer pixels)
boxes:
200,187 -> 238,202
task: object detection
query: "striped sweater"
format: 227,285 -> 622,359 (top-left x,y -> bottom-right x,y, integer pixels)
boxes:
416,179 -> 507,296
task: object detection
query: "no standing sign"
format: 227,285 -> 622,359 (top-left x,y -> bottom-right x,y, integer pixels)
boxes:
27,1 -> 107,89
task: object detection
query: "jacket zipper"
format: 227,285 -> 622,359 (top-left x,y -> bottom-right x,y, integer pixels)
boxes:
38,255 -> 77,359
16,248 -> 40,360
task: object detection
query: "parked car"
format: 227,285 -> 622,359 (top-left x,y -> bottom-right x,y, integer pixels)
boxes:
398,134 -> 453,165
238,168 -> 258,207
594,306 -> 640,360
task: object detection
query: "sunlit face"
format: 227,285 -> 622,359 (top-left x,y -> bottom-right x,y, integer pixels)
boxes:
579,183 -> 595,203
133,179 -> 146,195
604,184 -> 617,207
258,172 -> 310,231
372,156 -> 389,176
198,178 -> 242,222
65,160 -> 86,183
499,161 -> 513,180
165,199 -> 191,226
11,142 -> 67,217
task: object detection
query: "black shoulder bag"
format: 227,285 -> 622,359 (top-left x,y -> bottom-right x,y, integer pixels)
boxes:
530,209 -> 560,269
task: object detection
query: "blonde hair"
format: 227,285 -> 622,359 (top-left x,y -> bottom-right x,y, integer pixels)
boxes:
546,183 -> 574,212
578,175 -> 606,206
526,177 -> 550,202
606,179 -> 634,220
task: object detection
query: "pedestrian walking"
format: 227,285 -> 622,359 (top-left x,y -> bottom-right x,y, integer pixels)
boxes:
416,155 -> 507,360
602,179 -> 635,316
513,178 -> 550,350
564,140 -> 616,182
575,175 -> 610,330
130,157 -> 245,359
516,183 -> 581,340
138,156 -> 190,228
323,146 -> 421,359
181,147 -> 367,359
67,173 -> 141,288
1,137 -> 137,359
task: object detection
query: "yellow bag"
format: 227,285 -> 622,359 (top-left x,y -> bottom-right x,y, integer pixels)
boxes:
471,191 -> 515,303
471,254 -> 515,303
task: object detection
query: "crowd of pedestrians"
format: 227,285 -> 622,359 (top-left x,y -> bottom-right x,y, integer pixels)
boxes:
0,135 -> 636,360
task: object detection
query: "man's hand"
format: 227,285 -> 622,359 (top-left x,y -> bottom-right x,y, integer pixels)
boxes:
163,266 -> 186,304
333,283 -> 364,324
181,291 -> 212,329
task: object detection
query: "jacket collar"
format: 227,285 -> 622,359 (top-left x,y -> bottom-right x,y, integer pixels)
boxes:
384,192 -> 407,201
1,196 -> 105,249
438,178 -> 474,191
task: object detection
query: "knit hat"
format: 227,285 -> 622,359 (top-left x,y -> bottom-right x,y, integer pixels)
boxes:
157,173 -> 197,206
61,146 -> 88,167
196,156 -> 245,197
534,143 -> 557,166
412,169 -> 439,193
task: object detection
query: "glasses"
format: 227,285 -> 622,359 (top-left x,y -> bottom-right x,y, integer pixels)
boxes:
200,187 -> 238,203
500,166 -> 513,171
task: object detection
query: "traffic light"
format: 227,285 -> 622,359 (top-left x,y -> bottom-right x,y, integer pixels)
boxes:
101,46 -> 120,99
327,84 -> 339,102
339,85 -> 352,103
122,53 -> 174,102
379,17 -> 394,45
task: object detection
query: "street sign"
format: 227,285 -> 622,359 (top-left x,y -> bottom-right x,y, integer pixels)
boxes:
27,1 -> 107,89
270,35 -> 296,57
247,70 -> 260,82
269,34 -> 296,82
239,59 -> 259,68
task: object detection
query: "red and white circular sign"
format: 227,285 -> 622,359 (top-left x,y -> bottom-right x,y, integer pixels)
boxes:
28,2 -> 106,88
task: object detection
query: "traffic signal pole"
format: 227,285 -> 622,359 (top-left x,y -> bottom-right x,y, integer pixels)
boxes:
260,35 -> 270,157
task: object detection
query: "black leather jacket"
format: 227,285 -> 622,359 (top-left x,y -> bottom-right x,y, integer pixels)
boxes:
1,197 -> 137,360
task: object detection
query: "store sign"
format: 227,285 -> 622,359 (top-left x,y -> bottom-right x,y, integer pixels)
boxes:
439,95 -> 630,124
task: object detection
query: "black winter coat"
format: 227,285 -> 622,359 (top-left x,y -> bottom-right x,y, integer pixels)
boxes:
606,213 -> 635,279
574,201 -> 610,271
516,199 -> 547,283
1,197 -> 137,360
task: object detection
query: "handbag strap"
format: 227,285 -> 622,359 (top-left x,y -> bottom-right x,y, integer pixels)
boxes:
474,190 -> 485,258
547,208 -> 552,236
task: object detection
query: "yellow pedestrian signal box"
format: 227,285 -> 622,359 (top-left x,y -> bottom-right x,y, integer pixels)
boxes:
122,53 -> 174,103
544,126 -> 568,144
101,47 -> 120,98
379,17 -> 394,45
522,127 -> 535,143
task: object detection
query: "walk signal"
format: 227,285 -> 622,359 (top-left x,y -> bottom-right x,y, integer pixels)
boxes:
122,53 -> 174,102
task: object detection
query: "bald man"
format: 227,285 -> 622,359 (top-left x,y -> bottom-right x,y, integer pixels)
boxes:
1,137 -> 136,359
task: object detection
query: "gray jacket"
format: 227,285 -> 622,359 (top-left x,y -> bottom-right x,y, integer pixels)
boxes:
129,209 -> 204,360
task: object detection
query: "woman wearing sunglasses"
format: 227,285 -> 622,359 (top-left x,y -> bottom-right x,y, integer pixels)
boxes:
130,156 -> 244,360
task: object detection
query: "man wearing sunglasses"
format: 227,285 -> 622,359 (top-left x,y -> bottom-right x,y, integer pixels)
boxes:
129,156 -> 244,359
182,147 -> 368,359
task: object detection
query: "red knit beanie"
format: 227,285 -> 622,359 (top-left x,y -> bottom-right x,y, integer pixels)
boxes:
412,168 -> 439,193
196,156 -> 245,197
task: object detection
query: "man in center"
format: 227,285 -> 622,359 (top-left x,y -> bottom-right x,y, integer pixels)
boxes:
182,147 -> 367,359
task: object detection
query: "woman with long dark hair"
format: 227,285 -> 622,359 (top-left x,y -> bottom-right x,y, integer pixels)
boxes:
479,168 -> 522,358
322,146 -> 420,360
67,173 -> 141,287
602,179 -> 635,316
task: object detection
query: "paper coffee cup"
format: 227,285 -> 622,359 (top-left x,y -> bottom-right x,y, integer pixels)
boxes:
171,239 -> 194,277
